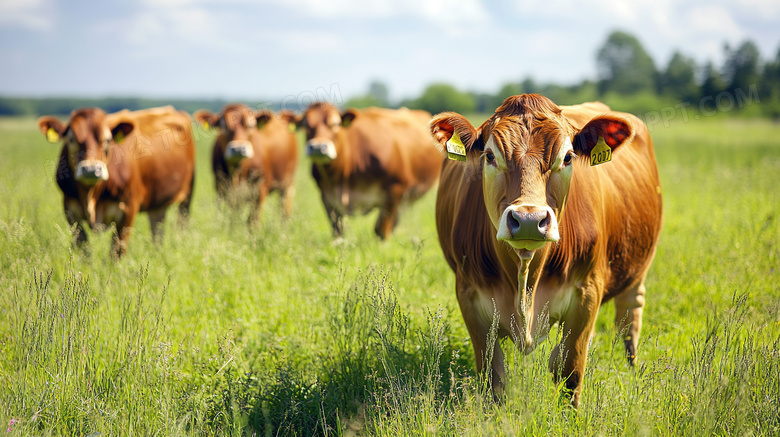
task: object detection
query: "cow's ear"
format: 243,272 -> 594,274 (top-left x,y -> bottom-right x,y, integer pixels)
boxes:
194,110 -> 220,131
279,110 -> 302,132
341,109 -> 358,128
573,116 -> 633,156
38,116 -> 65,143
111,122 -> 134,144
255,110 -> 273,129
429,112 -> 480,159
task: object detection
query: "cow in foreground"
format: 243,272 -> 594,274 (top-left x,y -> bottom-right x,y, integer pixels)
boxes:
301,103 -> 442,239
38,106 -> 196,257
430,94 -> 662,406
195,104 -> 299,224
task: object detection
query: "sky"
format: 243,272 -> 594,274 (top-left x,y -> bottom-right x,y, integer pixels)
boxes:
1,0 -> 779,103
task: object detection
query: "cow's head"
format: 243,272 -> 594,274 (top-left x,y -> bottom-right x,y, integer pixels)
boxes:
195,104 -> 259,166
38,108 -> 133,186
430,94 -> 633,261
299,102 -> 356,162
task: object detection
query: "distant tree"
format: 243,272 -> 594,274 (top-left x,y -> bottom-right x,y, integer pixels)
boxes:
490,82 -> 524,109
761,46 -> 780,117
659,51 -> 699,101
722,40 -> 761,94
368,80 -> 389,107
345,80 -> 391,108
408,83 -> 476,114
596,30 -> 657,95
520,78 -> 539,94
700,61 -> 726,98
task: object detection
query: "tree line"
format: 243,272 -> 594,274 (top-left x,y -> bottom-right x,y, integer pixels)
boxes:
2,31 -> 778,119
351,31 -> 780,119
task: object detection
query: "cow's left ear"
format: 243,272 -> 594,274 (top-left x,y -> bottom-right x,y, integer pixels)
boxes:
341,109 -> 358,128
194,110 -> 220,131
279,110 -> 302,132
573,116 -> 633,156
111,122 -> 134,144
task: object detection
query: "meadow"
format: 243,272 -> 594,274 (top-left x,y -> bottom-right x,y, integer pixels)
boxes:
0,113 -> 778,436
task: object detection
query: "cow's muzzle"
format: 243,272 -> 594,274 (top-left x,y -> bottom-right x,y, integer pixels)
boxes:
225,140 -> 254,165
306,140 -> 337,161
75,160 -> 109,185
497,205 -> 559,249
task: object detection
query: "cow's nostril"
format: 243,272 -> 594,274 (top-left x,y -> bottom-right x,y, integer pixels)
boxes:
507,210 -> 521,235
538,211 -> 551,234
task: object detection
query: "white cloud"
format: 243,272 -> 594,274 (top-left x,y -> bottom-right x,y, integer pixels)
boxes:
0,0 -> 53,31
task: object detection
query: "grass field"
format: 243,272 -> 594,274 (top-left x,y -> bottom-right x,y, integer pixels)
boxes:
1,113 -> 779,436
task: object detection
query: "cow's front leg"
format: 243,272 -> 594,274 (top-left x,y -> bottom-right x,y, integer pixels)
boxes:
375,185 -> 403,239
148,207 -> 167,243
248,182 -> 269,227
112,211 -> 137,259
457,277 -> 505,399
548,283 -> 601,408
64,198 -> 88,248
280,185 -> 295,221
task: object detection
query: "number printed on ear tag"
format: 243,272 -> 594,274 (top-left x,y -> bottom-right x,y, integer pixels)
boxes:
590,136 -> 612,166
446,132 -> 467,161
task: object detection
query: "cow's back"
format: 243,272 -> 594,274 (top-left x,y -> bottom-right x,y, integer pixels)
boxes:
347,108 -> 441,195
107,107 -> 196,210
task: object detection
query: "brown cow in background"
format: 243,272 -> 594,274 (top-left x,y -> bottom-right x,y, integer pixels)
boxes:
300,103 -> 442,239
38,106 -> 196,257
430,94 -> 662,406
195,104 -> 299,224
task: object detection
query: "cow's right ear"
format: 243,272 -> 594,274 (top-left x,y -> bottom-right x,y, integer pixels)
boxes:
38,116 -> 65,143
279,110 -> 302,132
194,110 -> 220,131
341,109 -> 358,128
111,122 -> 134,144
429,112 -> 480,159
255,109 -> 274,129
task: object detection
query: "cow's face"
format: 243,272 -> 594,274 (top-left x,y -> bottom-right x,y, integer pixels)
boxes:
195,105 -> 258,165
300,103 -> 356,162
430,94 -> 632,260
38,108 -> 133,186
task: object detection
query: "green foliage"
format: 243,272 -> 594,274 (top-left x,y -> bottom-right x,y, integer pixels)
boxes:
597,30 -> 657,95
659,51 -> 699,102
407,83 -> 476,114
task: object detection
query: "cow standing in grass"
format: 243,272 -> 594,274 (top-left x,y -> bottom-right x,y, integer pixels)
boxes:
38,106 -> 196,257
195,104 -> 299,224
430,94 -> 662,406
300,103 -> 442,239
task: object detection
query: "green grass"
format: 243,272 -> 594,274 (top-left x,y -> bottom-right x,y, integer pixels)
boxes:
1,114 -> 779,436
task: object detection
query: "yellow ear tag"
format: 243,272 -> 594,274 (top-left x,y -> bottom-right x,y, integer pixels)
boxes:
590,136 -> 612,166
202,121 -> 210,132
288,123 -> 296,133
446,132 -> 467,162
114,131 -> 125,144
46,127 -> 59,143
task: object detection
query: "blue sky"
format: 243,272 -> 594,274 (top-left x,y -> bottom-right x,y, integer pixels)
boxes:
1,0 -> 779,103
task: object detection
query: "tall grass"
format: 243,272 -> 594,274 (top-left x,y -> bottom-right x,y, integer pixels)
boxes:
0,115 -> 778,435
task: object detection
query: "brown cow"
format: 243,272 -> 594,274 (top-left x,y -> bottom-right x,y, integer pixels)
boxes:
300,103 -> 442,239
194,104 -> 299,224
38,106 -> 196,257
430,94 -> 662,406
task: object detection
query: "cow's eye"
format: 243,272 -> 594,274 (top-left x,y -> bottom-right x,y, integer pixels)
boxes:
563,152 -> 575,166
485,151 -> 495,164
